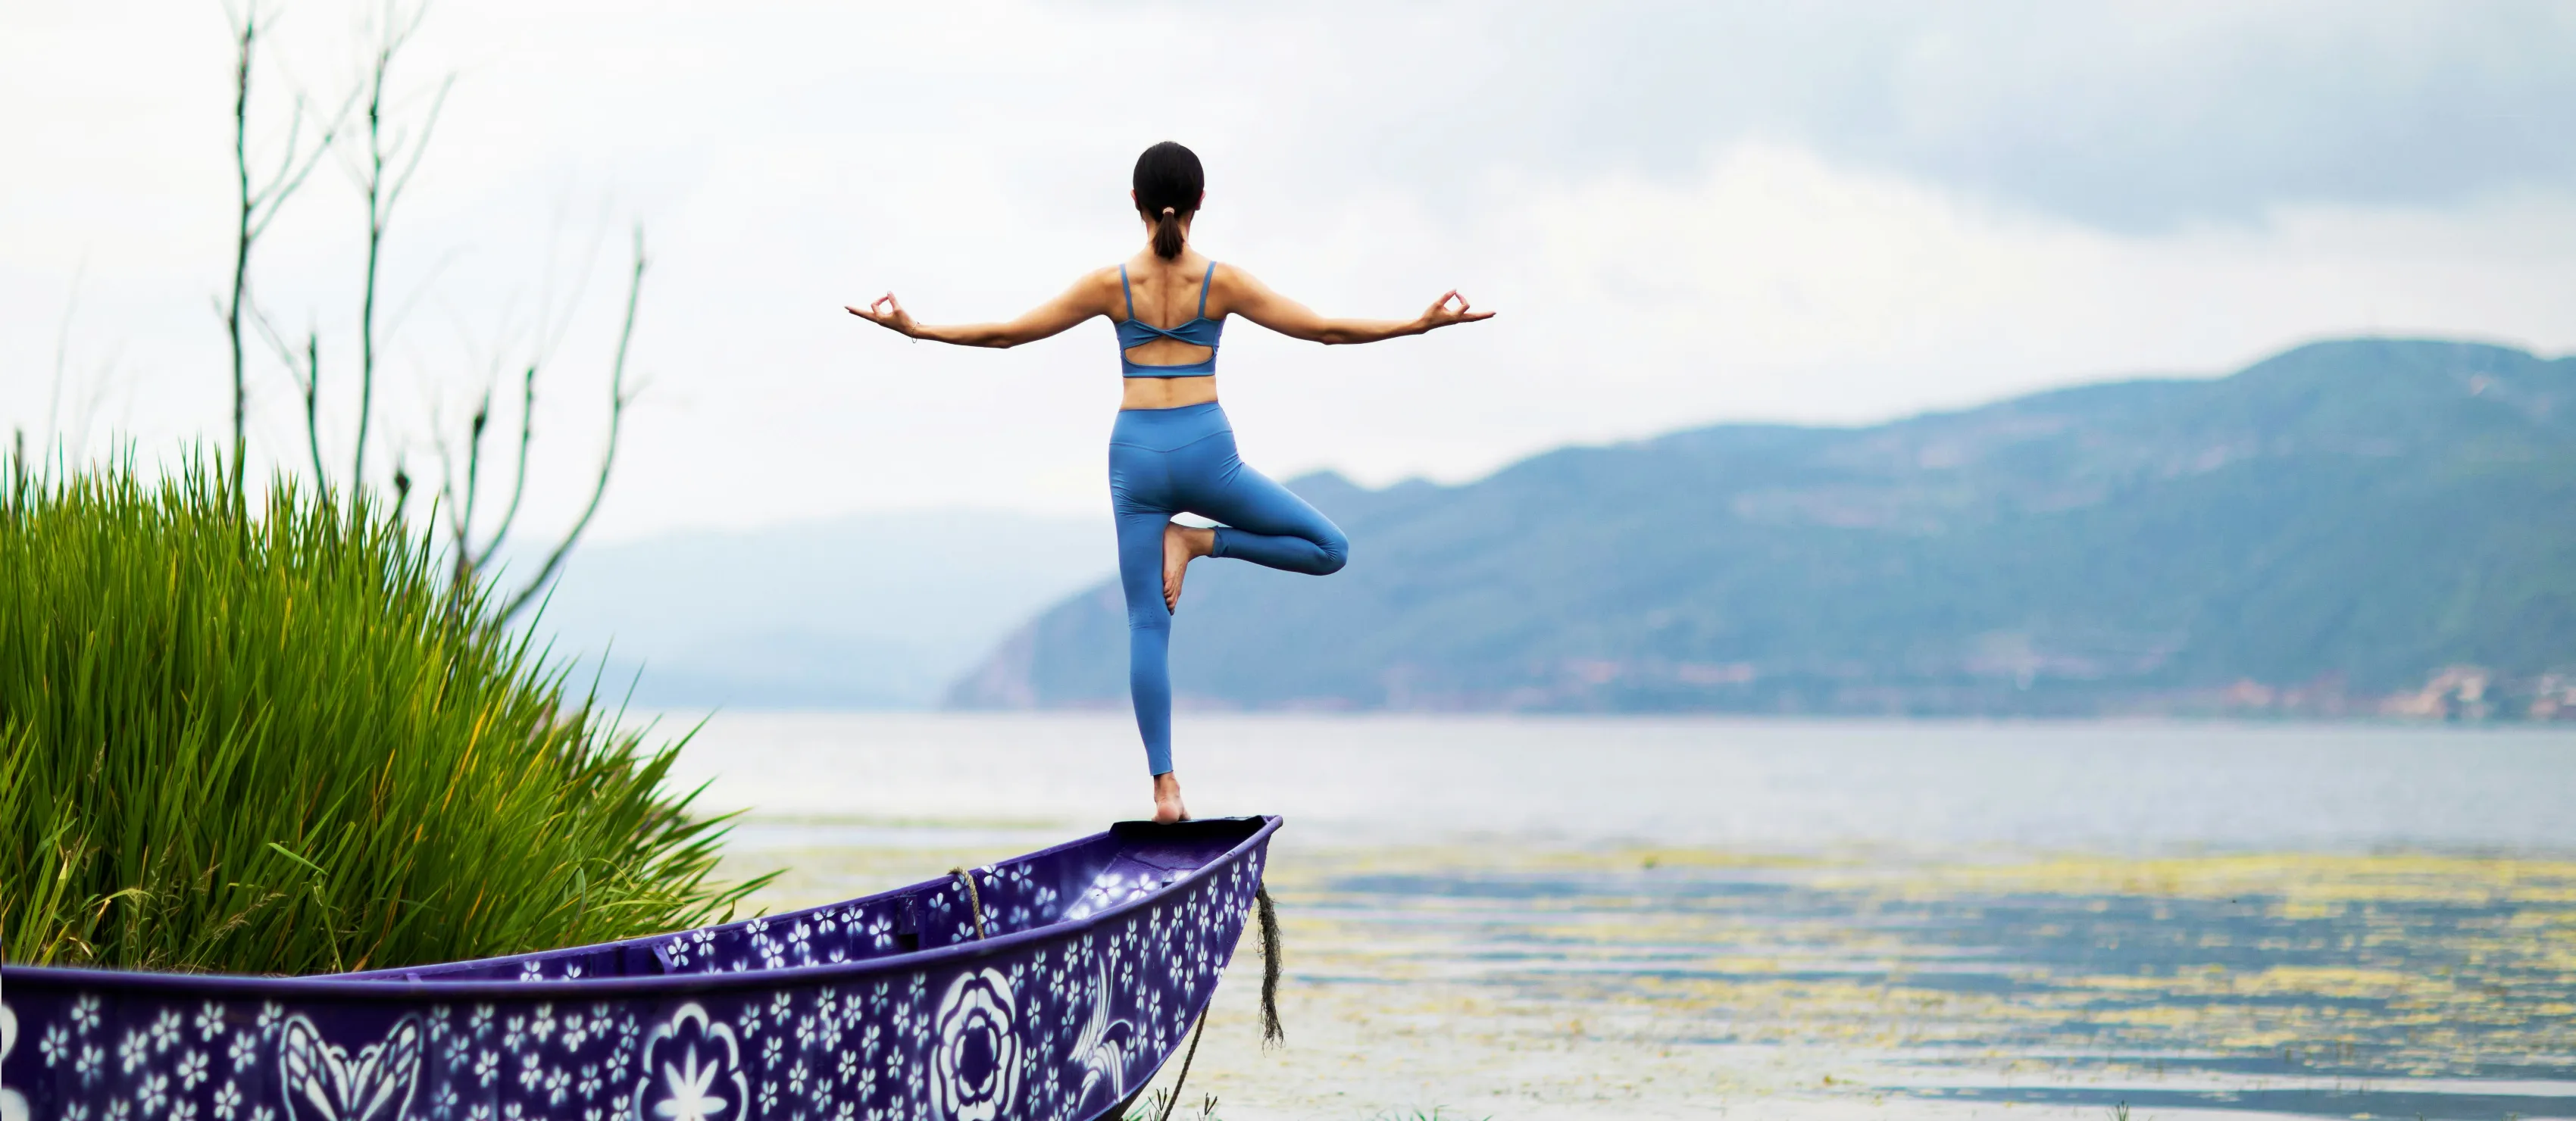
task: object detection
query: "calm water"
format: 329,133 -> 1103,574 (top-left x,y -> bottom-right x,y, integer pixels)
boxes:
666,714 -> 2576,1119
666,713 -> 2576,854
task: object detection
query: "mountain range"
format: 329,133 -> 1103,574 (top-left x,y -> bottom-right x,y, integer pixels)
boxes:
947,339 -> 2576,717
533,509 -> 1107,709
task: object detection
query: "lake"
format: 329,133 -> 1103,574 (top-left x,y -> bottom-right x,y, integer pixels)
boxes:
667,714 -> 2576,1121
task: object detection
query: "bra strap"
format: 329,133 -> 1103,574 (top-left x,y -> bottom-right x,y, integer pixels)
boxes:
1118,265 -> 1137,320
1197,261 -> 1215,319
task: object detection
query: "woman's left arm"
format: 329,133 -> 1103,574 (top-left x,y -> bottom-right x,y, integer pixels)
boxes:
1225,265 -> 1493,345
846,271 -> 1107,348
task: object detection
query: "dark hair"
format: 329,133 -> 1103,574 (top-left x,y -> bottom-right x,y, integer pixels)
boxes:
1133,141 -> 1204,260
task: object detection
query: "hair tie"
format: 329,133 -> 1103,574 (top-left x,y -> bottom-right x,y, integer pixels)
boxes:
1161,207 -> 1177,217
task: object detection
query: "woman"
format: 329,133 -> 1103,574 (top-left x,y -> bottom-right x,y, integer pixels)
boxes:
848,141 -> 1491,823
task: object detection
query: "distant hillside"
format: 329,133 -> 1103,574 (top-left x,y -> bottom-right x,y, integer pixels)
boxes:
949,339 -> 2576,717
532,509 -> 1108,708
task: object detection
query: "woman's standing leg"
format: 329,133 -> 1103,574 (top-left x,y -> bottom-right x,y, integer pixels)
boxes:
1111,438 -> 1190,822
1114,500 -> 1177,776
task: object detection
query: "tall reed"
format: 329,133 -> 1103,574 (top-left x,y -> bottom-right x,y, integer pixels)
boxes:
0,460 -> 763,974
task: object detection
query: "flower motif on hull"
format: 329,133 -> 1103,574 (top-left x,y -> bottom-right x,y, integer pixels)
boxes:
277,1015 -> 424,1121
632,1005 -> 746,1121
3,1001 -> 31,1121
929,970 -> 1019,1121
1068,960 -> 1136,1113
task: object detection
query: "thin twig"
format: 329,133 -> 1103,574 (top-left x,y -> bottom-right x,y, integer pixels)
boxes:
470,366 -> 538,570
247,90 -> 351,240
451,386 -> 493,588
382,75 -> 453,217
353,1 -> 437,490
246,304 -> 328,489
226,2 -> 257,487
303,333 -> 326,488
496,227 -> 646,623
222,0 -> 346,490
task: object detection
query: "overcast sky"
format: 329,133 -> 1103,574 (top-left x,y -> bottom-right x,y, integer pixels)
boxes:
6,1 -> 2574,542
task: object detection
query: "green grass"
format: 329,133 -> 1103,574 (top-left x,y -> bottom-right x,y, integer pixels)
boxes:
1121,1090 -> 1221,1121
0,459 -> 764,974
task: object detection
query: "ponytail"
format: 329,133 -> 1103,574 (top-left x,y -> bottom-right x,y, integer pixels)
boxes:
1133,141 -> 1205,261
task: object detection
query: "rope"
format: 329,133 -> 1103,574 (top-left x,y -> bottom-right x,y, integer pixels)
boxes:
949,867 -> 988,939
1255,885 -> 1283,1047
1153,1011 -> 1210,1121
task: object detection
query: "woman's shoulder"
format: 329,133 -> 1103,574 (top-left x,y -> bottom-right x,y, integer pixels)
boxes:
1069,264 -> 1130,308
1208,259 -> 1268,295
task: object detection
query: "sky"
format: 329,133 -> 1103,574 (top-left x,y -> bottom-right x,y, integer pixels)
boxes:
5,1 -> 2575,543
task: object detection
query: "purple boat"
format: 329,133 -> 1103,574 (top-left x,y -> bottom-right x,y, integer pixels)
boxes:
1,816 -> 1280,1121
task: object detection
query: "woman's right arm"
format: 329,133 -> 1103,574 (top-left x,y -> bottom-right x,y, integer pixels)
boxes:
1225,266 -> 1493,345
846,271 -> 1110,348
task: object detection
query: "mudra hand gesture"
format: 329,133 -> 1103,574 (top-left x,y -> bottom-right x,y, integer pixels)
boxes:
846,293 -> 919,337
1418,290 -> 1494,333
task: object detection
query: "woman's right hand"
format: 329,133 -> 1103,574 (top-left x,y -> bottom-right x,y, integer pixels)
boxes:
846,292 -> 919,337
1418,291 -> 1495,333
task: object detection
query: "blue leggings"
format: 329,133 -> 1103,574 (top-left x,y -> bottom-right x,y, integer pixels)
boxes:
1109,402 -> 1348,774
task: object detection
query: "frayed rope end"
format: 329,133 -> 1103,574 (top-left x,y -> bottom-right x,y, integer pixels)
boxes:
1255,883 -> 1283,1048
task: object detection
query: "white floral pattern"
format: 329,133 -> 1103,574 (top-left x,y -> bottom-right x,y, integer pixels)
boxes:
633,1006 -> 744,1121
0,822 -> 1274,1121
3,1002 -> 30,1121
928,971 -> 1018,1121
277,1015 -> 423,1121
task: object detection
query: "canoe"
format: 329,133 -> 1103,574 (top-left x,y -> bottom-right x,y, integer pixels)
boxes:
0,815 -> 1281,1121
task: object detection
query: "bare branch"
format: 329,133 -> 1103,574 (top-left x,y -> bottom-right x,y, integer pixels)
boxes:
385,0 -> 432,58
470,365 -> 538,570
246,96 -> 354,239
245,299 -> 299,375
226,1 -> 258,487
353,1 -> 449,492
255,96 -> 306,205
497,227 -> 646,624
302,333 -> 325,489
381,75 -> 453,215
450,384 -> 494,588
250,301 -> 330,489
429,398 -> 464,548
224,0 -> 345,490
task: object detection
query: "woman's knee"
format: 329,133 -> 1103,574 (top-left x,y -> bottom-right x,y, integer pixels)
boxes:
1314,524 -> 1350,574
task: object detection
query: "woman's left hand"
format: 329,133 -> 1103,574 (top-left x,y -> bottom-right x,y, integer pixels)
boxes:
846,293 -> 919,337
1418,291 -> 1495,332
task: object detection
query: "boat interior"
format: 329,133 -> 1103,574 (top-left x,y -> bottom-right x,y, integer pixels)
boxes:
331,817 -> 1271,983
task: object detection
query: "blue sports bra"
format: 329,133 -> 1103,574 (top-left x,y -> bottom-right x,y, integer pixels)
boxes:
1115,261 -> 1224,376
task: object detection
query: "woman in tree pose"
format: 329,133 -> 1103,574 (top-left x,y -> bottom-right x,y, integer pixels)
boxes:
848,141 -> 1491,823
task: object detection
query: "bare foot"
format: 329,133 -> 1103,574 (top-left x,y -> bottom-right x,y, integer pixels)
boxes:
1161,523 -> 1216,612
1151,772 -> 1190,823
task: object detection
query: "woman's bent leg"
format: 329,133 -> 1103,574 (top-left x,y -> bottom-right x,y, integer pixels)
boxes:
1195,451 -> 1350,576
1114,501 -> 1177,776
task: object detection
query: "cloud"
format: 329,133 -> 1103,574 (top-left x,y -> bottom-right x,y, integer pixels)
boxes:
1205,141 -> 2576,490
2,0 -> 2573,542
